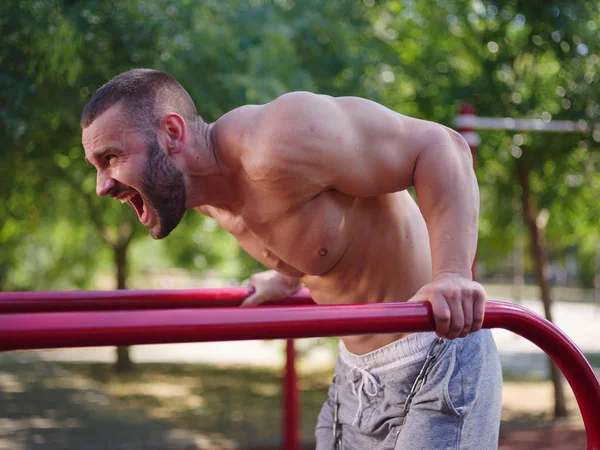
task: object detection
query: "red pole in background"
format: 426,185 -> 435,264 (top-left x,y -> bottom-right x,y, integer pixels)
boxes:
457,103 -> 480,158
457,103 -> 481,281
284,339 -> 299,450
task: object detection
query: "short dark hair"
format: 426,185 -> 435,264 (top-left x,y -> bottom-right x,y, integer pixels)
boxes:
80,69 -> 199,134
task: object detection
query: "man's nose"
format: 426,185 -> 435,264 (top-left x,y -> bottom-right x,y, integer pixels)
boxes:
96,174 -> 117,197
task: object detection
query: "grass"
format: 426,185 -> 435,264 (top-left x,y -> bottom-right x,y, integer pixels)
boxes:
59,362 -> 332,444
57,358 -> 594,446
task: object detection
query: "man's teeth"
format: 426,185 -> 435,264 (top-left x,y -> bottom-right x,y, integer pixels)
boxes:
119,193 -> 136,204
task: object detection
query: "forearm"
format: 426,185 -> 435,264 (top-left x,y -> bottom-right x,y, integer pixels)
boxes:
413,129 -> 478,280
243,270 -> 303,306
274,271 -> 304,293
254,269 -> 303,293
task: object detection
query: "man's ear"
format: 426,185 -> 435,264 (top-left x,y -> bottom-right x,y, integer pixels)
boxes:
159,113 -> 186,155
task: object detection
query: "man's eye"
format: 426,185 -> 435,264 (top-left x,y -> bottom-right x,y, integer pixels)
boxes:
105,155 -> 116,164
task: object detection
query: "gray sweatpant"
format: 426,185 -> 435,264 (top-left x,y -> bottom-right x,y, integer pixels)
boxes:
315,330 -> 502,450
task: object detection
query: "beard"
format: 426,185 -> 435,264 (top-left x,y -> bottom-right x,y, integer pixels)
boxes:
140,136 -> 187,239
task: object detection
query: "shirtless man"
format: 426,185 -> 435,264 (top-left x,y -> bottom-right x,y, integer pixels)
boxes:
81,69 -> 502,449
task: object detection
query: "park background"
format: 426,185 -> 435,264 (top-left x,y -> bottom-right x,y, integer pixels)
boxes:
1,0 -> 599,449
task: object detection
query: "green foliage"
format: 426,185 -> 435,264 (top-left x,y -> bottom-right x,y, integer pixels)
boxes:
1,0 -> 377,289
2,0 -> 599,290
372,0 -> 600,284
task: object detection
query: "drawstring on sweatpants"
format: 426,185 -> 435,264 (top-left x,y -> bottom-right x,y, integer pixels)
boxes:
347,367 -> 379,427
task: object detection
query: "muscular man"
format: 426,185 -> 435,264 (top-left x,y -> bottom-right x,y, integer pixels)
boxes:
81,69 -> 502,449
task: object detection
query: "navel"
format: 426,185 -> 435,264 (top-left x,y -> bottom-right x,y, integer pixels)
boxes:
318,247 -> 328,257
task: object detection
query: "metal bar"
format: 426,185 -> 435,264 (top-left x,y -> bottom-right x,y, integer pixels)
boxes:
454,114 -> 590,133
0,288 -> 311,449
1,301 -> 598,448
0,302 -> 435,349
0,288 -> 315,313
284,339 -> 299,450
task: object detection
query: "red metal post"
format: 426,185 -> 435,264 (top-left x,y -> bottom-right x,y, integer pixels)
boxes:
284,339 -> 299,450
0,300 -> 598,449
457,103 -> 479,159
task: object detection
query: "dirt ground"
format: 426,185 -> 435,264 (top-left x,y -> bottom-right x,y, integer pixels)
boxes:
498,382 -> 587,449
0,353 -> 593,450
499,428 -> 587,450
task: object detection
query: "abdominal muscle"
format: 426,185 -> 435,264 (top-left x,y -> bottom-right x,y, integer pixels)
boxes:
300,191 -> 433,355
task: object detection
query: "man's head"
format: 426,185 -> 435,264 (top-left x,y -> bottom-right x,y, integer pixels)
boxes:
81,69 -> 198,239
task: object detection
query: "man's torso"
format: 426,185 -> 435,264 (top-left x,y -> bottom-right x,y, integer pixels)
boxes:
197,99 -> 433,354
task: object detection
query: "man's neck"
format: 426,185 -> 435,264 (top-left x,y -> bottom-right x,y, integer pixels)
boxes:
184,123 -> 239,211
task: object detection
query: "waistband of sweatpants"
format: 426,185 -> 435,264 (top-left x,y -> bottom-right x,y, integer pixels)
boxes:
338,332 -> 439,374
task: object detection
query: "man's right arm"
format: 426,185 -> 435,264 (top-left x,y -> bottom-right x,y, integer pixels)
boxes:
241,270 -> 303,307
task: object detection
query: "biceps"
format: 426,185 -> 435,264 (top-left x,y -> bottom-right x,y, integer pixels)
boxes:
330,111 -> 417,197
331,141 -> 416,197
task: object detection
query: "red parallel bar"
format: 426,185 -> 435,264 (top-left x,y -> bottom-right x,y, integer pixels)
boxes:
0,301 -> 598,449
0,288 -> 315,312
0,287 -> 310,449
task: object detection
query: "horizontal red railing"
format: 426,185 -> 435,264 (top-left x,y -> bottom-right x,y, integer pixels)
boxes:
0,292 -> 598,449
0,288 -> 313,312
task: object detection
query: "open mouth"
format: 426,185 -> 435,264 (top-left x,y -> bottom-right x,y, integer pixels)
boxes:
117,191 -> 149,225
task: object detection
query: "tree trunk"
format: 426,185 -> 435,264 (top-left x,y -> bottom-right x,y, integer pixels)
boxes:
515,158 -> 568,418
114,240 -> 133,373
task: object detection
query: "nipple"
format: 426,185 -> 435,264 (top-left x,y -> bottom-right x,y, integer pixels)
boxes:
318,247 -> 328,257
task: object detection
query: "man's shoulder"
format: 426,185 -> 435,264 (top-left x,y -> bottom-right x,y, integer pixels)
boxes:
212,104 -> 261,151
211,92 -> 325,162
261,91 -> 337,125
214,92 -> 333,134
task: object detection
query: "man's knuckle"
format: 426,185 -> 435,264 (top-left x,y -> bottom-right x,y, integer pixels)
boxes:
443,288 -> 455,298
451,322 -> 464,332
437,311 -> 451,322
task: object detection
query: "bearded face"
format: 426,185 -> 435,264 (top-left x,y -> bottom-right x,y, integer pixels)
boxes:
139,135 -> 187,239
92,135 -> 187,239
83,104 -> 188,239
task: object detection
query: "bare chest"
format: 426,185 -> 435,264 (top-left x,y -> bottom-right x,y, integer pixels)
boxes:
209,190 -> 357,276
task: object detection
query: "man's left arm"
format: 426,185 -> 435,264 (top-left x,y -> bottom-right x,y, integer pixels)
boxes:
407,127 -> 485,339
